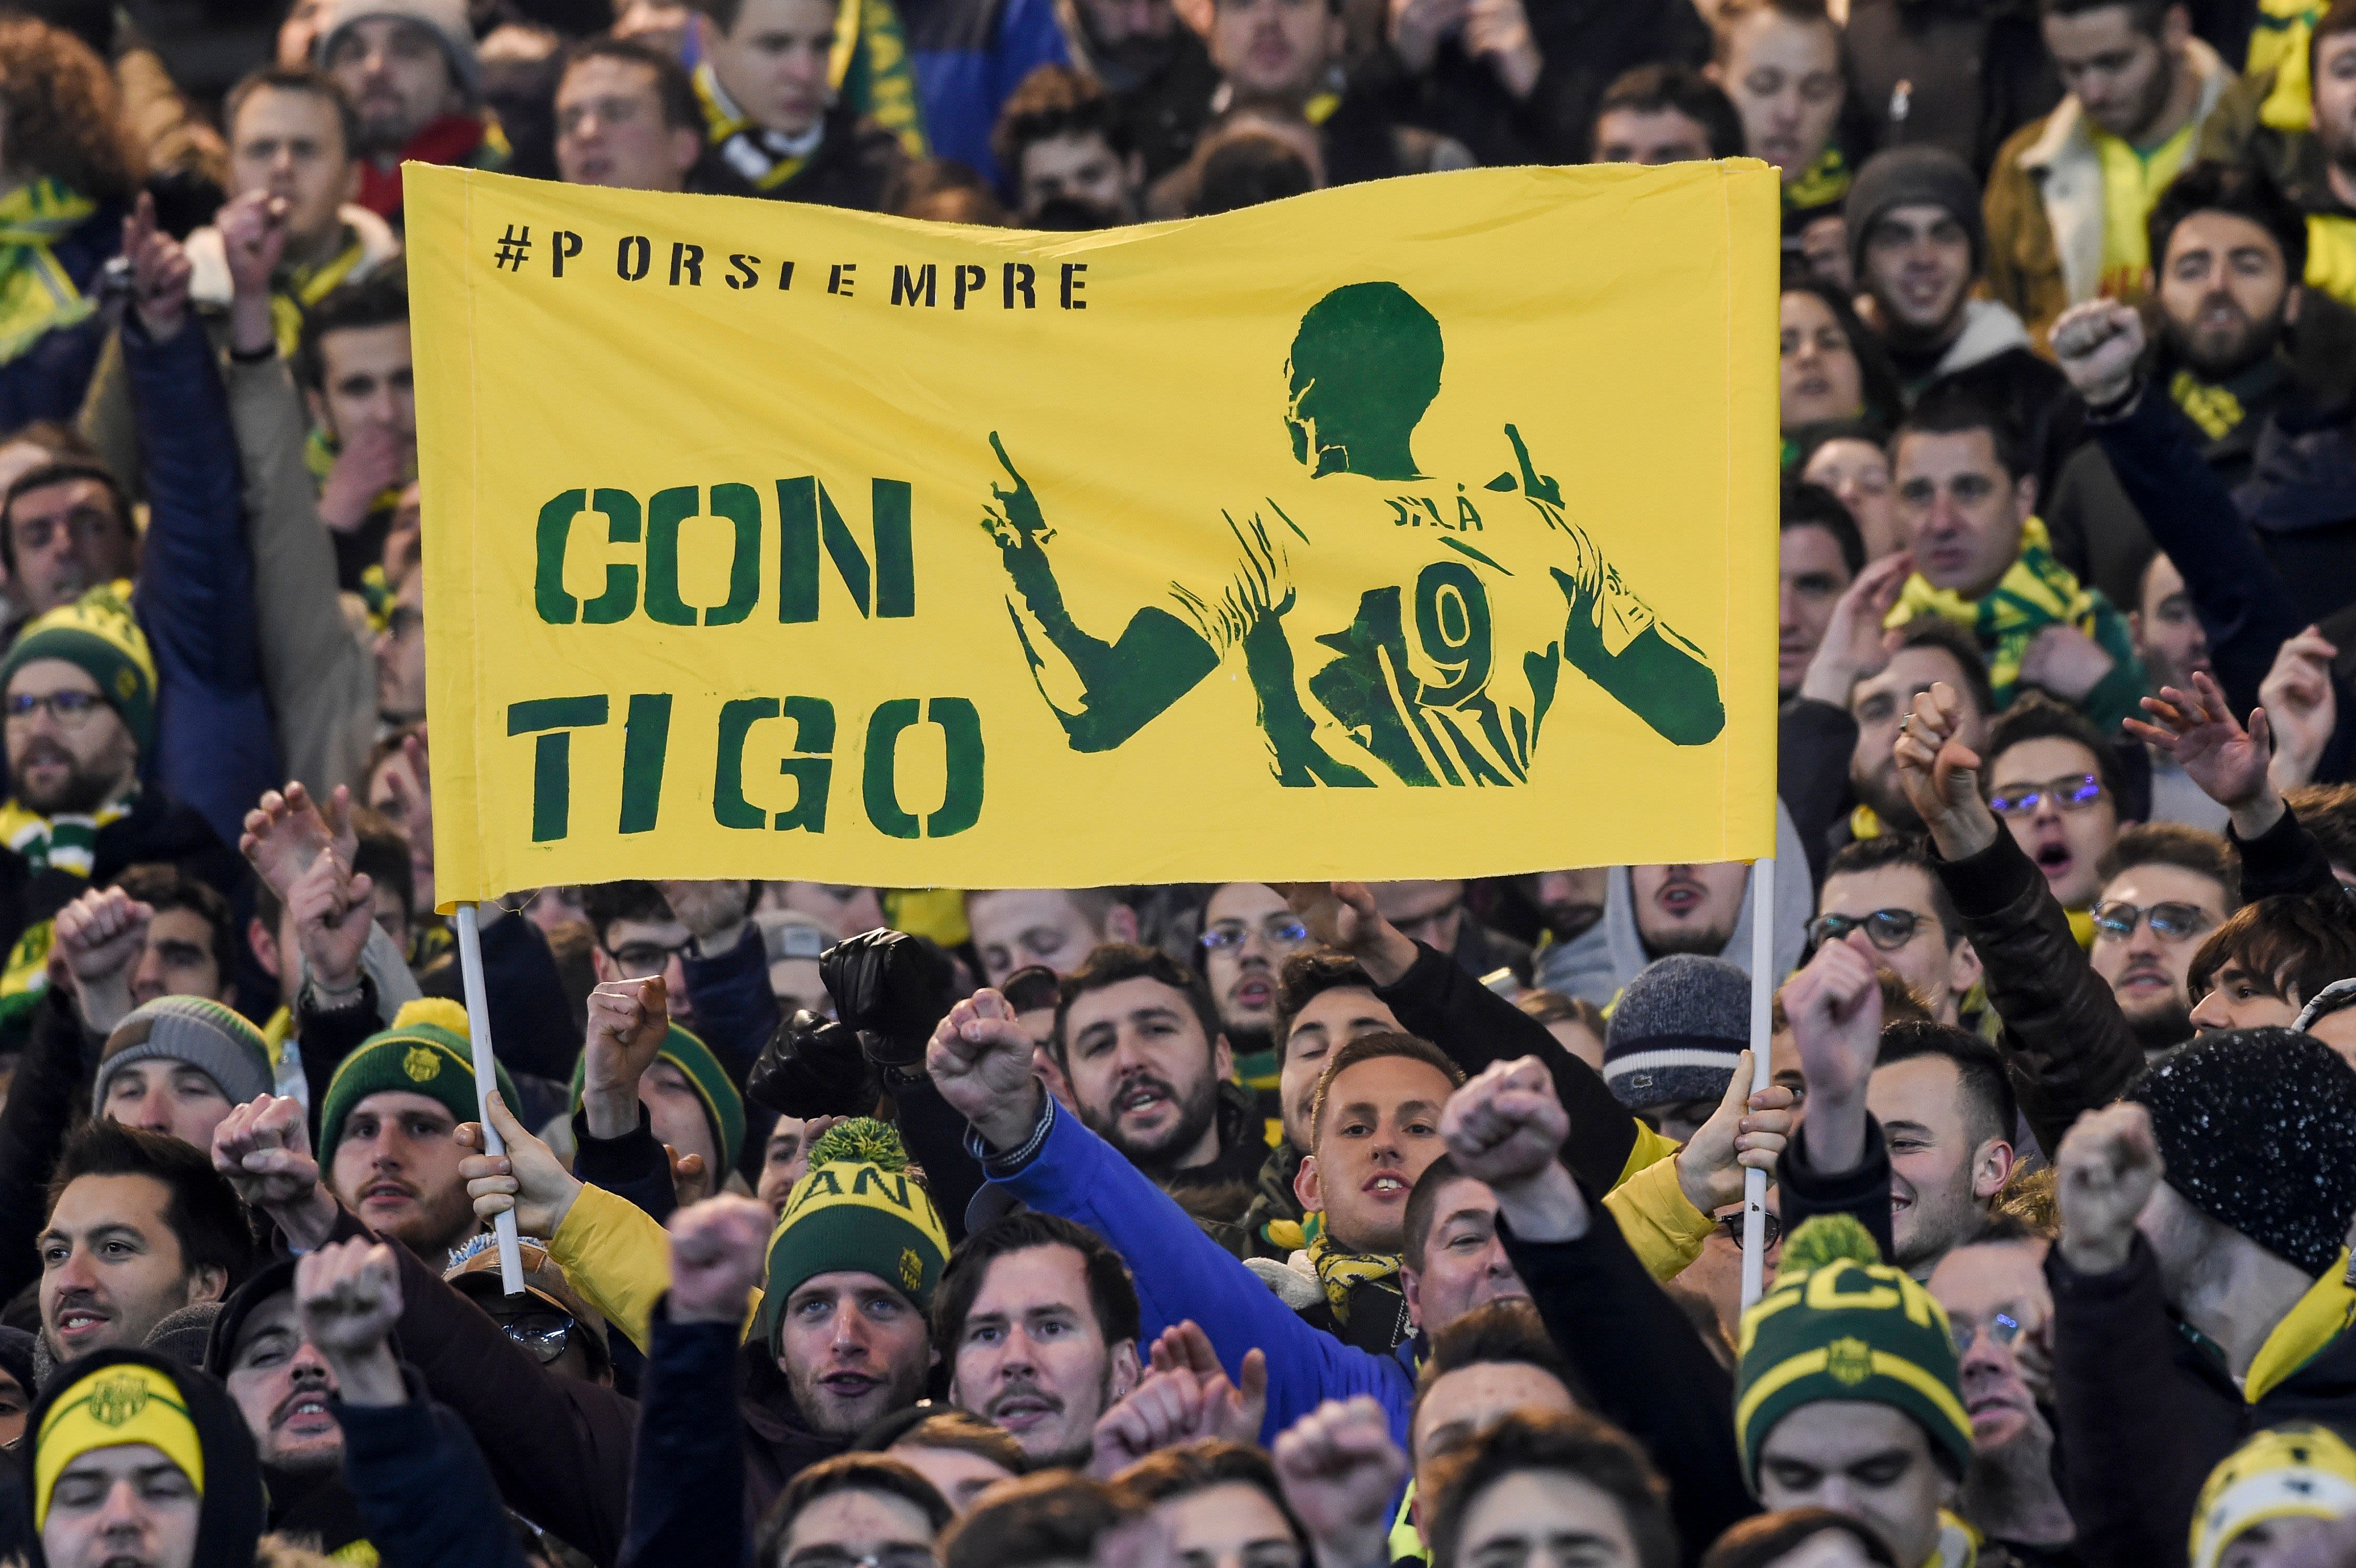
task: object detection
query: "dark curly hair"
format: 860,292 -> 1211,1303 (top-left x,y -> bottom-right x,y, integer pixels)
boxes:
0,16 -> 143,201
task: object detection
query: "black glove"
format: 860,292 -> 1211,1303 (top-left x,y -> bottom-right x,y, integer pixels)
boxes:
745,1009 -> 872,1119
822,930 -> 958,1072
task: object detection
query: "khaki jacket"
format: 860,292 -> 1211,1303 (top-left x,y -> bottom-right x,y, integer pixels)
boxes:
1983,37 -> 2236,345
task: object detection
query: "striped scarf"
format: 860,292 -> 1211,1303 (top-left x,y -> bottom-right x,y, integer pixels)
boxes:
694,0 -> 927,194
0,792 -> 134,1025
268,230 -> 374,360
0,179 -> 99,365
1886,517 -> 2130,712
1306,1227 -> 1400,1323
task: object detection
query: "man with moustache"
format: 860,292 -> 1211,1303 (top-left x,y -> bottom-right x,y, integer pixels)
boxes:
938,1212 -> 1140,1468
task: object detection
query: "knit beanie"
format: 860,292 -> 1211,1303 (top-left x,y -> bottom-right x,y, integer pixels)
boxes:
317,997 -> 519,1158
761,1118 -> 950,1347
1844,146 -> 1988,285
2129,1027 -> 2356,1277
1603,954 -> 1751,1112
314,0 -> 479,97
0,584 -> 157,752
95,996 -> 274,1112
26,1347 -> 266,1561
2190,1424 -> 2356,1568
1735,1215 -> 1973,1492
566,1023 -> 747,1173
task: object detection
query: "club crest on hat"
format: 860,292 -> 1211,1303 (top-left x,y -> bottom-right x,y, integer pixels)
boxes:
86,1373 -> 151,1427
899,1247 -> 923,1292
404,1046 -> 441,1083
1826,1336 -> 1874,1386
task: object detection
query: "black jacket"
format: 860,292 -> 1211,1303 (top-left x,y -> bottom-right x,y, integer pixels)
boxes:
335,1371 -> 532,1568
2046,1236 -> 2356,1568
1841,0 -> 2058,178
774,104 -> 909,213
1502,1200 -> 1755,1564
0,992 -> 97,1311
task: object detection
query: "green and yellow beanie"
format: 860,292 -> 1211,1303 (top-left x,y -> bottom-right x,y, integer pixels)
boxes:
1734,1215 -> 1973,1492
761,1118 -> 949,1347
565,1022 -> 746,1172
0,584 -> 157,750
317,997 -> 519,1157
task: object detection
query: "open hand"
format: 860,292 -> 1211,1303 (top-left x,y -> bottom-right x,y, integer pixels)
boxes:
240,781 -> 356,898
1147,1320 -> 1266,1444
2017,623 -> 2116,704
2123,669 -> 2280,830
1799,553 -> 1912,705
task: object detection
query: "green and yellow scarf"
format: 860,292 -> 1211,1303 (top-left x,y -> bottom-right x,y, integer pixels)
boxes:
0,792 -> 135,1027
0,179 -> 99,366
694,0 -> 927,192
269,231 -> 373,361
1886,516 -> 2144,725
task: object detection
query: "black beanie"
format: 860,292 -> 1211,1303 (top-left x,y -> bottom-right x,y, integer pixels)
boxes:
2130,1028 -> 2356,1277
1845,145 -> 1988,285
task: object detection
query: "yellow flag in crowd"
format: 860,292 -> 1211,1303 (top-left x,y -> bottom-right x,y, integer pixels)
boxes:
407,162 -> 1780,905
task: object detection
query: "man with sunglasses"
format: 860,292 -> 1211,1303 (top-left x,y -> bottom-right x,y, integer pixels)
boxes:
1814,835 -> 1984,1028
2087,823 -> 2235,1052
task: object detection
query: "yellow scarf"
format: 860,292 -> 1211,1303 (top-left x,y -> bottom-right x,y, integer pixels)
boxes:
2307,213 -> 2356,313
1887,517 -> 2131,712
2252,0 -> 2326,131
1306,1227 -> 1400,1323
0,793 -> 136,1026
0,178 -> 99,365
2246,1248 -> 2356,1403
269,231 -> 372,360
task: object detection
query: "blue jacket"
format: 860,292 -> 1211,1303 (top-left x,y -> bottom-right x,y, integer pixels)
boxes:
904,0 -> 1070,188
982,1095 -> 1418,1451
122,313 -> 280,850
2090,384 -> 2354,782
619,1302 -> 750,1568
336,1380 -> 532,1568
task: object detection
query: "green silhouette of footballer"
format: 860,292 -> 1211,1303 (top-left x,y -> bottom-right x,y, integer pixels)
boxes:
981,282 -> 1725,786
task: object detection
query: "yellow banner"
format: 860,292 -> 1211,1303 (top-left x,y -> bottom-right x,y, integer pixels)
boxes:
409,162 -> 1779,904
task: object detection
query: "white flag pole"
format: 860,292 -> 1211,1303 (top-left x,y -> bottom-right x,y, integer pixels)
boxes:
455,902 -> 527,1296
1739,856 -> 1777,1312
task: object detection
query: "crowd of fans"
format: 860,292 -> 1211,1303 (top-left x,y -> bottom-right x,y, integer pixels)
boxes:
0,0 -> 2354,1566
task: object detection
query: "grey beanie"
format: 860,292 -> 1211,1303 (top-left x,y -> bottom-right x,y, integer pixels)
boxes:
315,0 -> 480,98
95,996 -> 276,1112
1845,145 -> 1987,285
1603,954 -> 1752,1112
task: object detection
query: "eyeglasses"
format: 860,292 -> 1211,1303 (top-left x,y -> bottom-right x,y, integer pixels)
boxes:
1950,1312 -> 2022,1355
2091,900 -> 2215,943
1716,1211 -> 1782,1250
500,1311 -> 577,1364
1987,774 -> 2105,817
609,937 -> 695,978
783,1549 -> 938,1568
1809,908 -> 1936,953
1200,913 -> 1311,952
3,690 -> 106,729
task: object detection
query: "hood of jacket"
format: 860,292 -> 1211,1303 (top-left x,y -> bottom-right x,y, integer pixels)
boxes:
737,1336 -> 850,1500
2235,402 -> 2356,534
1936,298 -> 2037,378
1601,796 -> 1812,999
